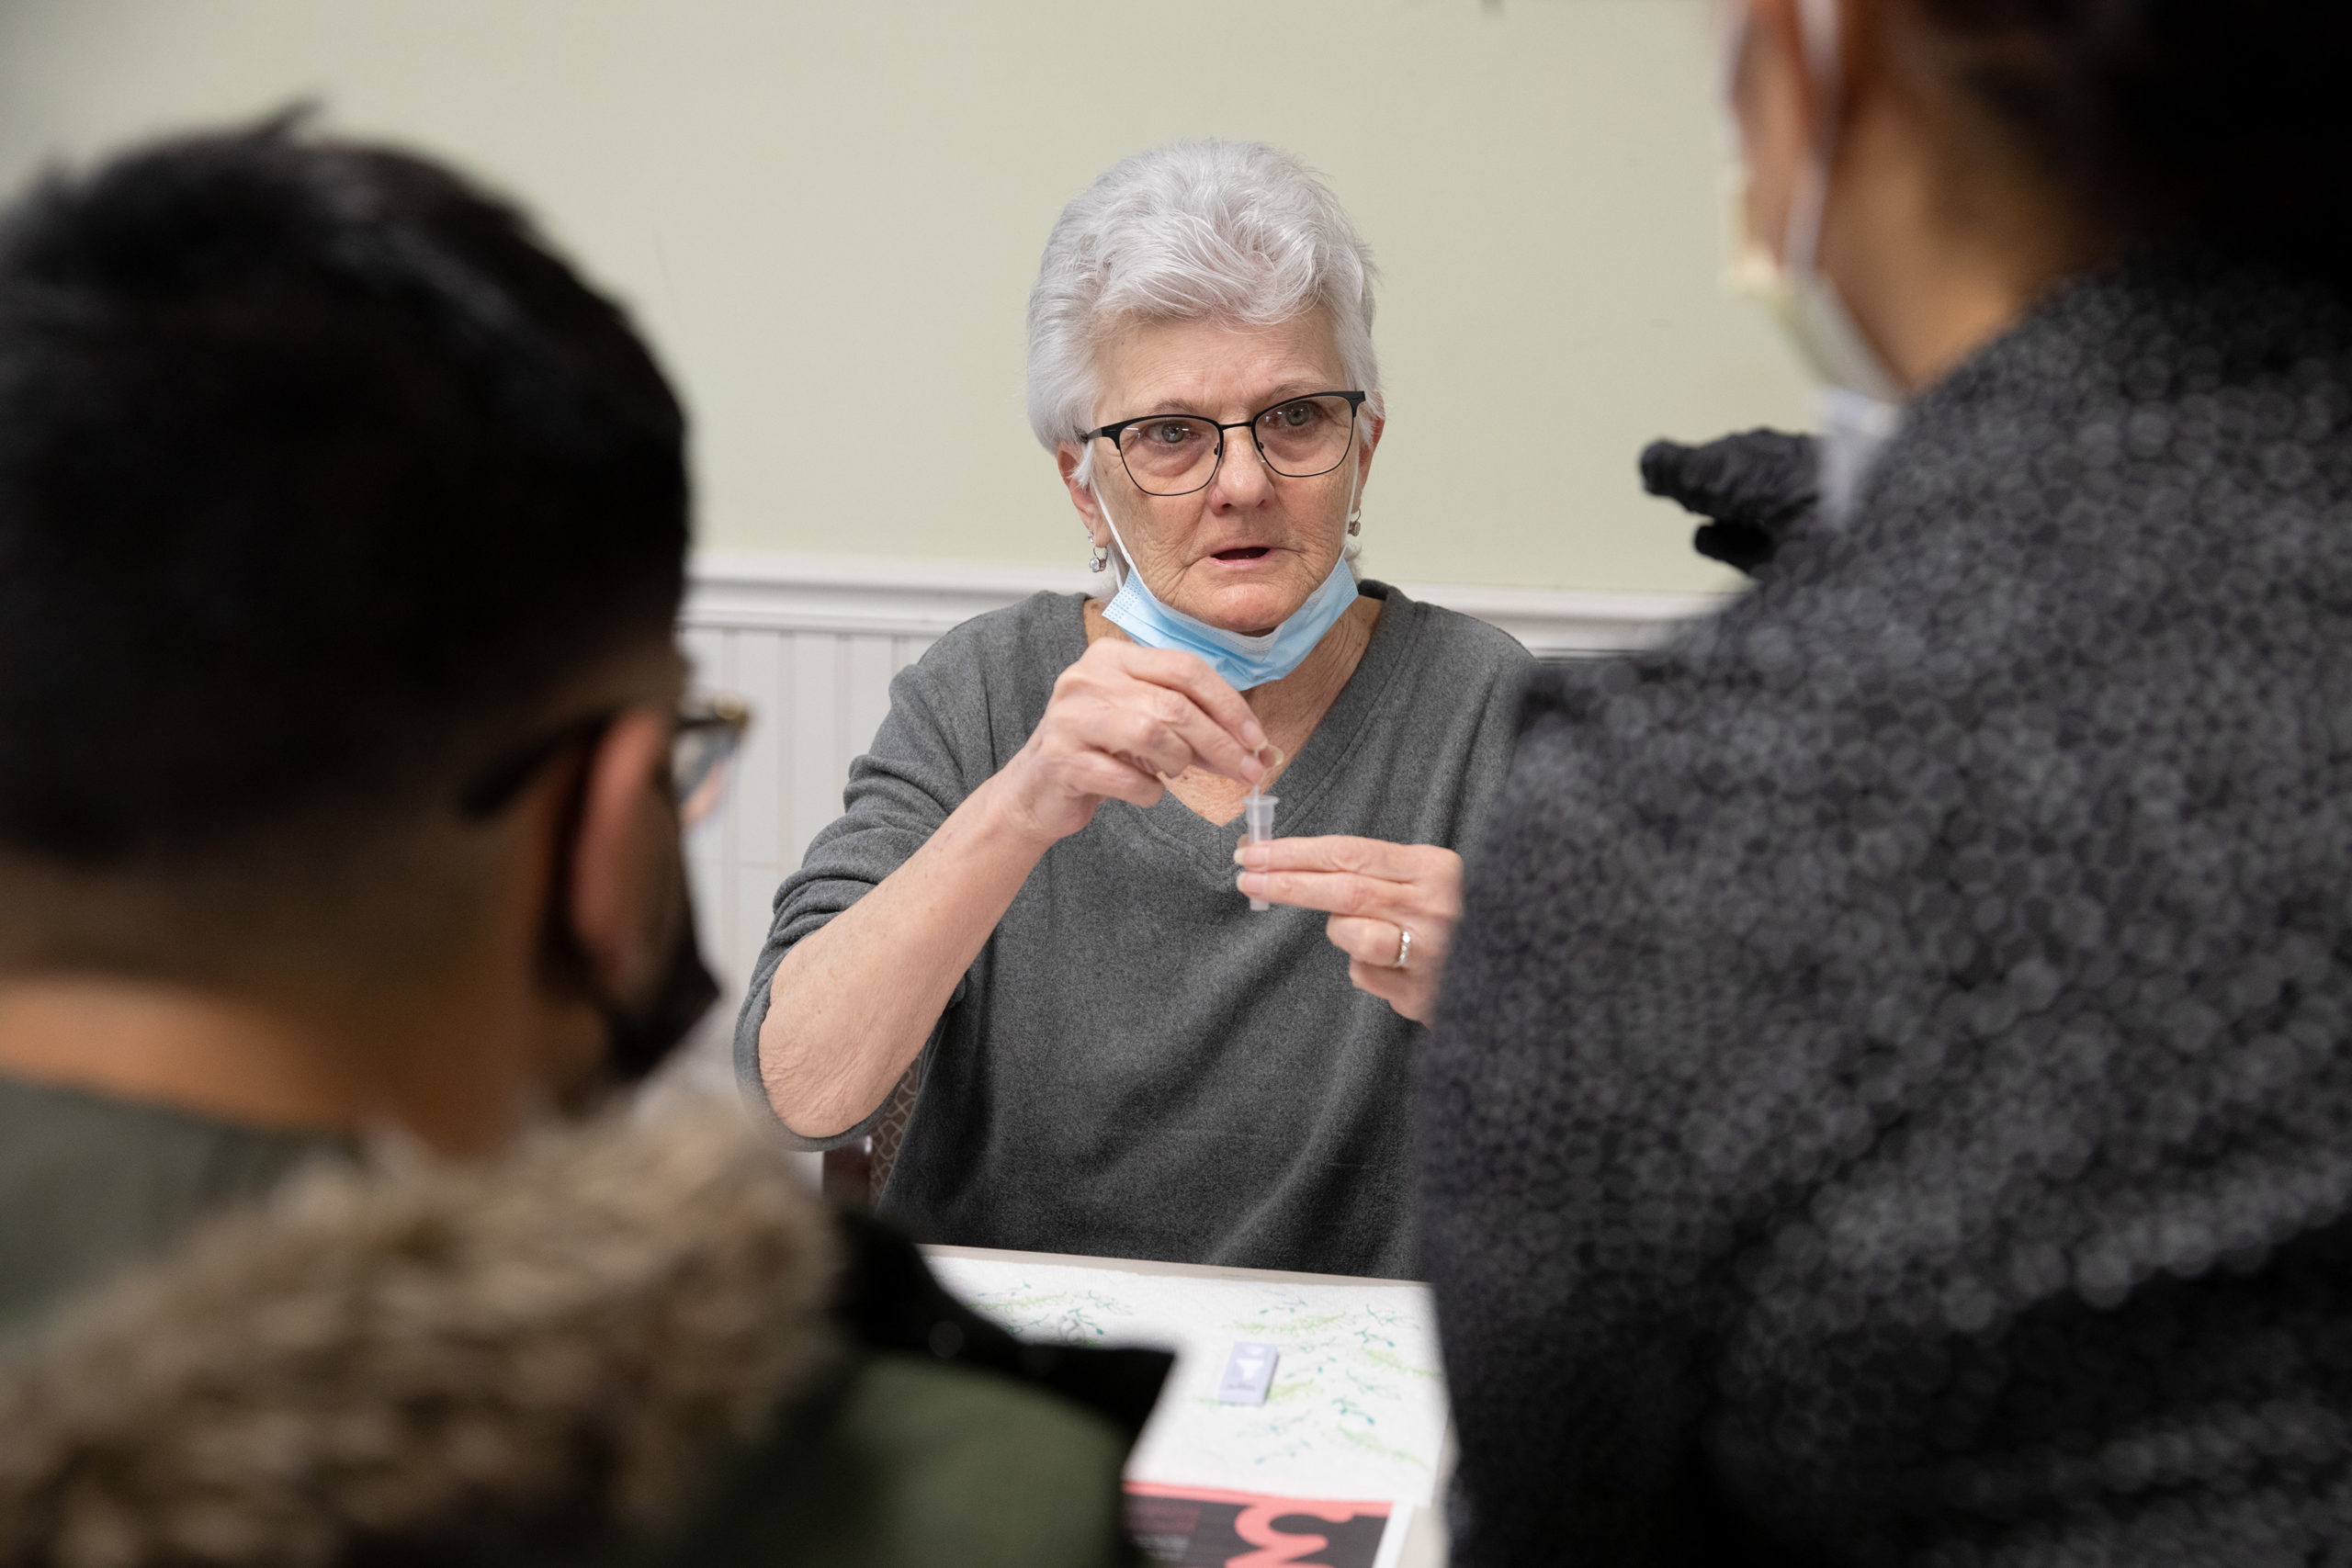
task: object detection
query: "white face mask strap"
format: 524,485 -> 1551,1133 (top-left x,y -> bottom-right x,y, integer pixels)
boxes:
1343,430 -> 1364,537
1798,0 -> 1841,96
1090,475 -> 1132,590
1783,156 -> 1830,281
1783,0 -> 1844,281
1718,1 -> 1841,139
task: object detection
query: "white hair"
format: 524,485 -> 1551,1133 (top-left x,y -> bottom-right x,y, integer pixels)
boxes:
1025,141 -> 1383,491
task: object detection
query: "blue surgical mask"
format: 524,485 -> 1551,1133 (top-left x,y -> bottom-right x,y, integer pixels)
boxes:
1095,476 -> 1361,692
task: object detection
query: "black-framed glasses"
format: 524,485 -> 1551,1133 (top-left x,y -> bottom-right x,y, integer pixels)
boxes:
458,695 -> 752,829
1087,389 -> 1366,498
671,697 -> 751,829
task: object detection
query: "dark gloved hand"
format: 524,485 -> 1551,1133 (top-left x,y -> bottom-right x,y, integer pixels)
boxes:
1640,428 -> 1819,577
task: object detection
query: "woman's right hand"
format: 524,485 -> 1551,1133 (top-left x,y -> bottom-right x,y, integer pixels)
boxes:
765,637 -> 1268,1138
993,638 -> 1272,844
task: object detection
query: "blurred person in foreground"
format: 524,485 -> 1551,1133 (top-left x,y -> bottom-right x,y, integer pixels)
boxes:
745,141 -> 1529,1277
1423,1 -> 2352,1563
0,121 -> 1157,1567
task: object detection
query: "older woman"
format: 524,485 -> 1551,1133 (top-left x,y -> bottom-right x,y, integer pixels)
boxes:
736,141 -> 1529,1276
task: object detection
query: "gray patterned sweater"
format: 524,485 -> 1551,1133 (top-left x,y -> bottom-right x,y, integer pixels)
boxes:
1422,250 -> 2352,1567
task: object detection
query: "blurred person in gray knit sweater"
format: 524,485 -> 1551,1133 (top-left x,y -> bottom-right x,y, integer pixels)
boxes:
1423,1 -> 2352,1564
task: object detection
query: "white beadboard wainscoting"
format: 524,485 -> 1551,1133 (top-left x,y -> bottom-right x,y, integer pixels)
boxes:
673,550 -> 1726,1090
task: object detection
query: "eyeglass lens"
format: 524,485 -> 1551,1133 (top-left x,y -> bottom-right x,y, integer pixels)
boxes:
1118,394 -> 1357,497
673,720 -> 743,830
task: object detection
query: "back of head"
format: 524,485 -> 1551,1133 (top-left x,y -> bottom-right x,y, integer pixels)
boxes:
1025,140 -> 1382,478
1908,0 -> 2352,276
0,117 -> 687,974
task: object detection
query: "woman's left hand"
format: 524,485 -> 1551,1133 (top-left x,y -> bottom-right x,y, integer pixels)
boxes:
1235,836 -> 1463,1023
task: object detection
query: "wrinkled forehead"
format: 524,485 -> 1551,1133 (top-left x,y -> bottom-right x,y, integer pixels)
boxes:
1089,309 -> 1345,421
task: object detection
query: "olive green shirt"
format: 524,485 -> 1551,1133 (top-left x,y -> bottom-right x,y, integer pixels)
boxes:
0,1074 -> 347,1351
634,1351 -> 1139,1568
0,1077 -> 1149,1566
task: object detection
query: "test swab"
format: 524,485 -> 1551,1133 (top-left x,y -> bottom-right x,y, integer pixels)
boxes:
1242,791 -> 1279,911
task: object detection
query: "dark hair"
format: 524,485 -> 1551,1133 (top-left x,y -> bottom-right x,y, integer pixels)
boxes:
1914,0 -> 2352,271
0,117 -> 687,867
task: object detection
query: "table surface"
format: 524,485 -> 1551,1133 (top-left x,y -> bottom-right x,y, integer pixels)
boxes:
923,1242 -> 1452,1568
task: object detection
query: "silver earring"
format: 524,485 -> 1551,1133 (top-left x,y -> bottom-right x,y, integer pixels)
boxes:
1090,544 -> 1109,573
1346,507 -> 1362,537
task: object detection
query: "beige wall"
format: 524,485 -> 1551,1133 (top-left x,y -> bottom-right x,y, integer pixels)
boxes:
0,0 -> 1808,594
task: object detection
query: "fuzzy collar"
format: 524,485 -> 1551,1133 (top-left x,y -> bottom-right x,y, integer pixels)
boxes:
0,1100 -> 838,1567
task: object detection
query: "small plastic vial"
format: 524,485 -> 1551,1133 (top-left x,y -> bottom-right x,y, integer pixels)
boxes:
1242,793 -> 1279,911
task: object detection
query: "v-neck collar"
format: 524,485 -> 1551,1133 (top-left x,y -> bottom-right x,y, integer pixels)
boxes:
1057,582 -> 1426,883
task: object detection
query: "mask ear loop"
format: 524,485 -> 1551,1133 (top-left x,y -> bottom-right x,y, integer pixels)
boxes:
1782,0 -> 1903,404
1343,412 -> 1365,539
1783,0 -> 1842,282
1798,0 -> 1841,87
1091,473 -> 1134,592
1076,439 -> 1127,591
1717,0 -> 1844,280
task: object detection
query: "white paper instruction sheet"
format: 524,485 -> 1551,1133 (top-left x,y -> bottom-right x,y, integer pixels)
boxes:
926,1253 -> 1451,1507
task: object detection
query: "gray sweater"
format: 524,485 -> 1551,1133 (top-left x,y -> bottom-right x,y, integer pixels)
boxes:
1426,249 -> 2352,1565
737,583 -> 1528,1276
